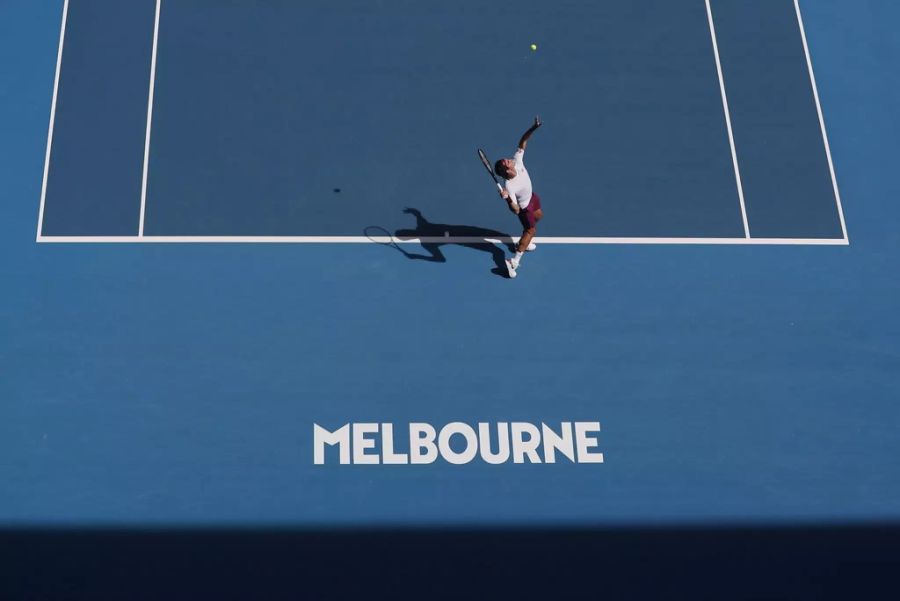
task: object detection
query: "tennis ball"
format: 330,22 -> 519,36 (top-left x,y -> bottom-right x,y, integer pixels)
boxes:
530,43 -> 537,51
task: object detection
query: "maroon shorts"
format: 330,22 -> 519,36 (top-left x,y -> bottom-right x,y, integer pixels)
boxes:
517,192 -> 542,230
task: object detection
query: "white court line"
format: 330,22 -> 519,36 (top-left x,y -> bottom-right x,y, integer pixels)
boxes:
139,0 -> 162,237
35,0 -> 70,242
705,0 -> 751,239
795,0 -> 849,243
35,235 -> 849,246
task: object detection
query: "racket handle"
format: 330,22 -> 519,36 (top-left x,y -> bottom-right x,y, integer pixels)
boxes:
496,182 -> 503,192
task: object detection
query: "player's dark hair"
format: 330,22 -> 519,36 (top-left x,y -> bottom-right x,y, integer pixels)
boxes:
494,159 -> 507,179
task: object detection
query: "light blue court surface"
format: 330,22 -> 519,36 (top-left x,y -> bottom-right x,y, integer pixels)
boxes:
2,0 -> 900,527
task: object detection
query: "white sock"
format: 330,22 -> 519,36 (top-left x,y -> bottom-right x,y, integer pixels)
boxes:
512,251 -> 524,266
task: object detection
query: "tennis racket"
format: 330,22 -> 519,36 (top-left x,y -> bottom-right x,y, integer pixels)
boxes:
477,148 -> 503,192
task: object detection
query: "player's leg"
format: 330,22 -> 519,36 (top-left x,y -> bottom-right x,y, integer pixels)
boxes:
516,225 -> 537,255
507,196 -> 542,278
517,194 -> 543,253
512,197 -> 542,261
506,225 -> 532,278
519,208 -> 543,252
505,214 -> 531,277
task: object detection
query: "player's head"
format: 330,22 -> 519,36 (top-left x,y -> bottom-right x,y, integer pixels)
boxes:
494,158 -> 517,180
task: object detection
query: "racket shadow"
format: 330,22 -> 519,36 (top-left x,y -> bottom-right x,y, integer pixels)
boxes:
367,208 -> 515,277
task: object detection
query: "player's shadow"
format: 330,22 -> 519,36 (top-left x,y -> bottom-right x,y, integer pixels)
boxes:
369,208 -> 515,277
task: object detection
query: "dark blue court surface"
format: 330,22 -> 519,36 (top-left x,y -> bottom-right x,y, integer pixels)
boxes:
3,0 -> 900,597
39,0 -> 846,241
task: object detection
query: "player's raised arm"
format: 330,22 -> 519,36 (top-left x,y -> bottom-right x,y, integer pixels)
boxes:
518,115 -> 543,150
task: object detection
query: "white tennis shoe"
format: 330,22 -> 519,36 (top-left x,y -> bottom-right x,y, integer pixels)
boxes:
526,242 -> 537,251
505,259 -> 518,278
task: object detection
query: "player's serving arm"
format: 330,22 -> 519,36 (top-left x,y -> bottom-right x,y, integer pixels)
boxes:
494,116 -> 544,278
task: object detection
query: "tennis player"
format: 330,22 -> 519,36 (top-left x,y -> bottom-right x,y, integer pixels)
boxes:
494,116 -> 543,278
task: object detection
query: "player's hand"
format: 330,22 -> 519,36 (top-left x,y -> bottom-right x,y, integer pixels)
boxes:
499,188 -> 510,200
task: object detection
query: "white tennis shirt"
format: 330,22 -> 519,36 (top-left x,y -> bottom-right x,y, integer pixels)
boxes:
504,148 -> 533,209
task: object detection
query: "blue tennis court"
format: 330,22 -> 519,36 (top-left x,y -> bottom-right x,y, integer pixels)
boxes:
2,0 -> 899,597
39,0 -> 846,242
